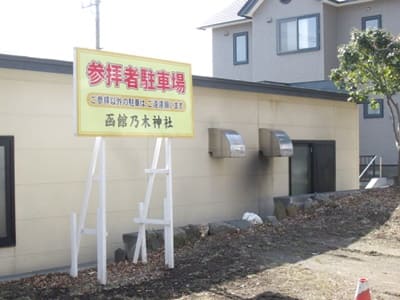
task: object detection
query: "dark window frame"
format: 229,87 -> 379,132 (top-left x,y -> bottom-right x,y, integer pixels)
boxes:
277,13 -> 320,55
362,15 -> 382,30
363,99 -> 384,119
233,32 -> 249,65
0,136 -> 15,247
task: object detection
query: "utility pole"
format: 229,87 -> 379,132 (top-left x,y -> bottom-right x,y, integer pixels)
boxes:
82,0 -> 101,50
95,0 -> 100,50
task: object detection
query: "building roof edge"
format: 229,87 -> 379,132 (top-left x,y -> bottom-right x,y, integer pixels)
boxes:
0,53 -> 349,102
0,53 -> 73,74
193,76 -> 349,102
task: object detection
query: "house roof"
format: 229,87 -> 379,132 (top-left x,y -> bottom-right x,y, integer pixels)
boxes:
237,0 -> 260,17
0,52 -> 348,102
199,0 -> 375,29
198,0 -> 249,30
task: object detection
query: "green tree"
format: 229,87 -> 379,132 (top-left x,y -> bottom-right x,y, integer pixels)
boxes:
330,29 -> 400,182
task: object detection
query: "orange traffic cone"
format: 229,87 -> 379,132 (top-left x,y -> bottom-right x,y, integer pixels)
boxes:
354,277 -> 372,300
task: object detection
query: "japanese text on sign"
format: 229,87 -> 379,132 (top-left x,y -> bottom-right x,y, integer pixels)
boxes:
88,94 -> 185,111
86,61 -> 186,94
74,48 -> 193,137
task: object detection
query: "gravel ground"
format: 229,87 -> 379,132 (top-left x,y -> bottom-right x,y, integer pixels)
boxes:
1,186 -> 400,299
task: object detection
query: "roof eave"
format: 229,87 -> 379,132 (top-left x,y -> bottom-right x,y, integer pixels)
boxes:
0,53 -> 72,74
238,0 -> 265,18
197,19 -> 251,30
193,76 -> 349,102
322,0 -> 375,7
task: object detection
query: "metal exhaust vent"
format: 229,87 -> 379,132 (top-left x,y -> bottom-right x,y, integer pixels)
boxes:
259,128 -> 293,157
208,128 -> 246,158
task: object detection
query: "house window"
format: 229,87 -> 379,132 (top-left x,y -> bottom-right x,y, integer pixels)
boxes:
363,99 -> 384,119
278,14 -> 320,54
362,15 -> 382,30
0,136 -> 15,247
233,32 -> 249,65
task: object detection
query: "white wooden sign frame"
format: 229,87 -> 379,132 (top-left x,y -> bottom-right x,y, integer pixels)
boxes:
69,136 -> 174,285
70,137 -> 107,284
133,137 -> 174,268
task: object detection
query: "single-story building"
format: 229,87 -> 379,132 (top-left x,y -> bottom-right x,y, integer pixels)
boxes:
0,53 -> 358,277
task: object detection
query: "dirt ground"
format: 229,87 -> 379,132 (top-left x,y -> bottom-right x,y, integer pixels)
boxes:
1,187 -> 400,299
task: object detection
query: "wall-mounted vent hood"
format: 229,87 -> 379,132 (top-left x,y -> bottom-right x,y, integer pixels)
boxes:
259,128 -> 293,157
208,128 -> 246,158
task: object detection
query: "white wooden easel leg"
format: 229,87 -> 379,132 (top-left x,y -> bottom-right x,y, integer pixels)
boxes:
70,136 -> 102,279
97,137 -> 107,285
78,137 -> 102,251
133,202 -> 148,263
70,212 -> 78,277
133,138 -> 163,263
165,138 -> 174,268
133,137 -> 174,268
163,197 -> 169,266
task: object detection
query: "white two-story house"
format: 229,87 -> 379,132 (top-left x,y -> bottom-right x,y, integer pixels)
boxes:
200,0 -> 400,179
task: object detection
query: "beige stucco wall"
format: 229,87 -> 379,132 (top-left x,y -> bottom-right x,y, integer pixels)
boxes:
0,68 -> 358,276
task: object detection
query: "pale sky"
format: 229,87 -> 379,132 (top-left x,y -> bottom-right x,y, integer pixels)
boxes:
0,0 -> 233,76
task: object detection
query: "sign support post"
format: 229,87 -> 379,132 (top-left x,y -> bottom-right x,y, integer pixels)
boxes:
70,137 -> 107,284
133,137 -> 174,268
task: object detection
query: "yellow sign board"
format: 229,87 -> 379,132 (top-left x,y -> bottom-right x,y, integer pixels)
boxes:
74,48 -> 193,137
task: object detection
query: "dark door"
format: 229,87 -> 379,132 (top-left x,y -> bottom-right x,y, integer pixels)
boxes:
290,141 -> 335,195
312,142 -> 335,193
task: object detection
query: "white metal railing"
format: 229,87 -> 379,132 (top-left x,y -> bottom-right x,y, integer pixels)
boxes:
359,155 -> 382,179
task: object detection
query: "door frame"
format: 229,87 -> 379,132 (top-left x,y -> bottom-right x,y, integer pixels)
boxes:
0,136 -> 15,247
